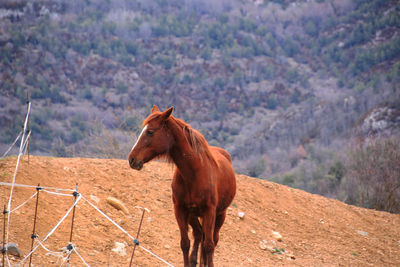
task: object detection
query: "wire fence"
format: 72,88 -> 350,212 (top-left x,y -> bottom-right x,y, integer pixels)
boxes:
1,131 -> 22,159
1,96 -> 175,267
1,181 -> 175,266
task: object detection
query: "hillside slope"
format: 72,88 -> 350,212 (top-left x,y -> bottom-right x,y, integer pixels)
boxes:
0,156 -> 399,266
1,0 -> 400,181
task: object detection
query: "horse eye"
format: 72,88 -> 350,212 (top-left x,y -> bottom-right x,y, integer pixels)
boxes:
146,130 -> 154,136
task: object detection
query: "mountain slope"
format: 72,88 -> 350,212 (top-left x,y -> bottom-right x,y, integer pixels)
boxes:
1,156 -> 399,266
1,0 -> 399,178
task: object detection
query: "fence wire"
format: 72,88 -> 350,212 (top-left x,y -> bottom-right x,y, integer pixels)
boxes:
1,130 -> 22,159
2,99 -> 174,267
1,182 -> 175,267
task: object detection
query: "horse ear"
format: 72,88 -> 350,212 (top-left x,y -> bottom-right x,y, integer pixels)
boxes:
151,105 -> 160,113
161,107 -> 174,120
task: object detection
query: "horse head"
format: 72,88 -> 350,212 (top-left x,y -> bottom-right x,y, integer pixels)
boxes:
128,106 -> 174,170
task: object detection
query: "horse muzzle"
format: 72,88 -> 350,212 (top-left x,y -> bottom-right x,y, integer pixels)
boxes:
129,157 -> 143,170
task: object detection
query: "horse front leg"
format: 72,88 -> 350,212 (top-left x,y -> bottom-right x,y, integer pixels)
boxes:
202,208 -> 216,267
189,216 -> 202,267
213,211 -> 226,247
174,204 -> 190,266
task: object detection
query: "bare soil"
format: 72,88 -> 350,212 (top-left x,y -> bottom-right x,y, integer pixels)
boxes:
1,156 -> 399,266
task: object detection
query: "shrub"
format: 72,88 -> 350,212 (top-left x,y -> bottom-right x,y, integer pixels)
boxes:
386,62 -> 400,83
282,174 -> 295,186
97,41 -> 112,58
260,65 -> 275,80
343,138 -> 400,213
328,160 -> 346,182
282,39 -> 299,57
80,87 -> 93,100
267,97 -> 278,110
285,68 -> 300,84
102,22 -> 117,36
31,83 -> 66,103
200,46 -> 212,60
247,158 -> 266,178
0,47 -> 13,65
52,138 -> 68,157
116,81 -> 129,94
304,19 -> 319,37
69,128 -> 84,144
125,41 -> 138,55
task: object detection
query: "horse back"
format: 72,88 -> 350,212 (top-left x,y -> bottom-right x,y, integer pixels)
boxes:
210,146 -> 232,163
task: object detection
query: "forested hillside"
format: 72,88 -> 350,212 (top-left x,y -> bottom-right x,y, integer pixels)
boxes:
1,0 -> 399,211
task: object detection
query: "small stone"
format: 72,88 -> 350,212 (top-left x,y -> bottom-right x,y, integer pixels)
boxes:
259,240 -> 268,250
112,242 -> 127,256
251,229 -> 257,234
286,252 -> 296,259
319,218 -> 325,224
164,244 -> 170,249
106,197 -> 129,215
272,231 -> 282,241
238,211 -> 245,219
357,230 -> 368,237
266,245 -> 276,253
0,243 -> 21,257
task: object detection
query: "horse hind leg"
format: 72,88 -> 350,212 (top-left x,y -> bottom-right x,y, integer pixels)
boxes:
189,216 -> 202,267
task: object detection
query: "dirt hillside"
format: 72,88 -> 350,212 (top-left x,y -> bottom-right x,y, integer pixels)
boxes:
0,156 -> 399,266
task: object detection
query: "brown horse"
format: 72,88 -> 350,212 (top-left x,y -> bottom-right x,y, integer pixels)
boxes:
128,106 -> 236,267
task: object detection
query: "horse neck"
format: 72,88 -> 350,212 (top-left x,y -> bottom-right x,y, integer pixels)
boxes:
167,118 -> 204,175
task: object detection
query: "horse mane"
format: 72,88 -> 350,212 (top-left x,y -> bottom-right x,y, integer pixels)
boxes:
143,113 -> 217,166
173,117 -> 217,166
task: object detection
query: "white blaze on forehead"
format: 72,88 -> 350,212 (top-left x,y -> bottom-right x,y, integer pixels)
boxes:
131,125 -> 148,151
